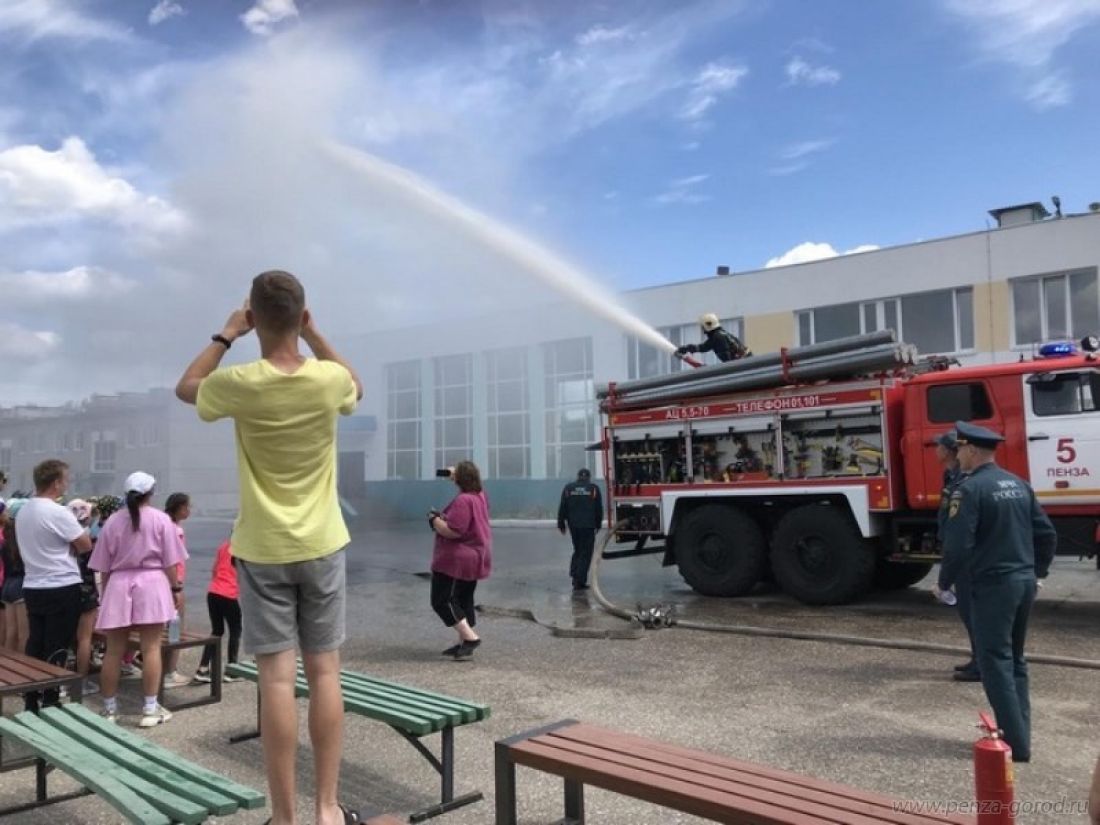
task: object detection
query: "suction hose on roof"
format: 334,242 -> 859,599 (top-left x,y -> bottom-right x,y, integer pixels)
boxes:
585,524 -> 1100,671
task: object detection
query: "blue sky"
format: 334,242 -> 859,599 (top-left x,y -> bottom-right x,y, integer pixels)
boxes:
1,0 -> 1099,403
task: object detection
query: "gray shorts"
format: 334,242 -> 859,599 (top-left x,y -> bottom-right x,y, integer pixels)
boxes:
237,550 -> 346,656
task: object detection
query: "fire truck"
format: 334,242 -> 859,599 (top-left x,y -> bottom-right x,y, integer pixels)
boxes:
598,331 -> 1100,605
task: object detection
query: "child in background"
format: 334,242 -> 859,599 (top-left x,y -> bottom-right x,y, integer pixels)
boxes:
162,493 -> 192,688
193,537 -> 242,684
67,498 -> 100,696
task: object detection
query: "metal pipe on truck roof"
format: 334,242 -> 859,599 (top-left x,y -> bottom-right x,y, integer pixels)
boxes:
606,344 -> 912,409
599,330 -> 897,399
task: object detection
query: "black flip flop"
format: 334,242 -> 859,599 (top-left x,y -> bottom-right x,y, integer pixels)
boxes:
339,804 -> 361,823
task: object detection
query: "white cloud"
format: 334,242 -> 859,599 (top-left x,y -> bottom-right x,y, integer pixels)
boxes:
779,139 -> 834,160
576,25 -> 633,46
652,173 -> 710,205
0,137 -> 187,234
680,60 -> 748,120
943,0 -> 1100,107
765,241 -> 879,268
0,266 -> 136,303
0,321 -> 60,359
148,0 -> 184,26
241,0 -> 299,36
0,0 -> 130,42
785,56 -> 841,86
768,162 -> 807,177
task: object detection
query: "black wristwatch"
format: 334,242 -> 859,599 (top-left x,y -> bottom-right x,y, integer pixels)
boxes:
171,586 -> 184,593
211,334 -> 232,349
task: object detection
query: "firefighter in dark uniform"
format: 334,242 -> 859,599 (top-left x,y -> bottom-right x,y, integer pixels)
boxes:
557,468 -> 603,591
674,313 -> 749,362
934,430 -> 979,682
938,421 -> 1057,763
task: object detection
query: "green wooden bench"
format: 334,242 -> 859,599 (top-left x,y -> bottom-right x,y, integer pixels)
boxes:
226,661 -> 490,822
0,703 -> 265,823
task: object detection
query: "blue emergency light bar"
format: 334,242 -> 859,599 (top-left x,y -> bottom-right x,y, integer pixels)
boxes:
1038,341 -> 1077,358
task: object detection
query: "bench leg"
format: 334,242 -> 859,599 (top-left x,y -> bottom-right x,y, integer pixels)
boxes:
563,778 -> 584,824
494,742 -> 518,825
229,684 -> 262,744
36,757 -> 47,802
441,727 -> 454,802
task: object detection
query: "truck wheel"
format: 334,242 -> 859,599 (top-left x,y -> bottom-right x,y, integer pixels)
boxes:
771,505 -> 874,605
874,560 -> 934,591
676,505 -> 767,597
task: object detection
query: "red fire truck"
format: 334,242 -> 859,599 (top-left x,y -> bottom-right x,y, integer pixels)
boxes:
598,333 -> 1099,605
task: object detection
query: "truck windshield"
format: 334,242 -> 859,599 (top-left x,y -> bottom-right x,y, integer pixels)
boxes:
1029,371 -> 1100,416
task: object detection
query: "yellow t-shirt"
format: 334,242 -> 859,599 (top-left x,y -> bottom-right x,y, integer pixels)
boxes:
196,358 -> 358,564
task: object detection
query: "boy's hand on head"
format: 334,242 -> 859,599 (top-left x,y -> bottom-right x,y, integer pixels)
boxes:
222,301 -> 253,341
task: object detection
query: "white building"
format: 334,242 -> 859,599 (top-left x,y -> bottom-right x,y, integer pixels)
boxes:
3,202 -> 1098,518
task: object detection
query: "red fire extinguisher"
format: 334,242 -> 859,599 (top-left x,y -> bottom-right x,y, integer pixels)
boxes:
974,712 -> 1014,824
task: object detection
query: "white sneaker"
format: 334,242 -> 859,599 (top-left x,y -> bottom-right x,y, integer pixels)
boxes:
82,679 -> 100,697
119,662 -> 137,677
100,708 -> 118,724
192,667 -> 212,684
138,704 -> 172,728
163,672 -> 190,689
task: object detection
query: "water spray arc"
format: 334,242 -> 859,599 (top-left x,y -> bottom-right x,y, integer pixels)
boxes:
321,140 -> 677,354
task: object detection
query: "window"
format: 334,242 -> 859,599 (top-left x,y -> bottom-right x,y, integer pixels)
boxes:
544,338 -> 596,478
434,354 -> 473,470
798,288 -> 973,354
141,424 -> 159,446
626,318 -> 744,379
92,431 -> 117,472
386,360 -> 422,479
486,347 -> 530,478
75,431 -> 85,451
1012,268 -> 1100,347
927,383 -> 994,424
1030,372 -> 1100,417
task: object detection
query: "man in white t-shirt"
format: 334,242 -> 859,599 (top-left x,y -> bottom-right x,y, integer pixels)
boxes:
15,459 -> 91,710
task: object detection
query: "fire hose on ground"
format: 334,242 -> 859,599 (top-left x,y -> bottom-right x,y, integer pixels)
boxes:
483,522 -> 1100,671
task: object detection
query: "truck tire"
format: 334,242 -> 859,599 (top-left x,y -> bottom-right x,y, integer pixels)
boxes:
771,505 -> 874,605
874,559 -> 934,591
676,505 -> 767,597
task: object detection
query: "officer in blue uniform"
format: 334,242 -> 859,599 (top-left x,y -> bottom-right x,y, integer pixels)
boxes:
934,431 -> 979,682
557,468 -> 603,590
938,421 -> 1057,762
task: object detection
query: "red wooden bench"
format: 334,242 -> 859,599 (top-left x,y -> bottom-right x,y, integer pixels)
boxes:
495,720 -> 975,824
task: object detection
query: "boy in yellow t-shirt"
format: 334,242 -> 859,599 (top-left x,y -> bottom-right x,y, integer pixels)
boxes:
176,271 -> 363,825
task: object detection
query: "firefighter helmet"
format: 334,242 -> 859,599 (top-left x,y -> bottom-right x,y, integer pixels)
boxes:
699,313 -> 720,332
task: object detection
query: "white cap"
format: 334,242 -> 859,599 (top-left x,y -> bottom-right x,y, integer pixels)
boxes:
124,471 -> 156,495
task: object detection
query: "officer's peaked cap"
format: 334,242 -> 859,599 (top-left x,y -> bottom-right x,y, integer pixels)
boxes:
935,430 -> 959,451
577,468 -> 591,477
955,421 -> 1004,449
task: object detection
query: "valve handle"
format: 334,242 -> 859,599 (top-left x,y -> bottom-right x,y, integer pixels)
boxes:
977,711 -> 1001,737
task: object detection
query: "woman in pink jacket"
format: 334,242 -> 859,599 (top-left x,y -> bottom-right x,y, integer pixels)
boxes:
428,461 -> 492,660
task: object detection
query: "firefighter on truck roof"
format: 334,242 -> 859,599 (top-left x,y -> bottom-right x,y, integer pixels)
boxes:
674,313 -> 750,363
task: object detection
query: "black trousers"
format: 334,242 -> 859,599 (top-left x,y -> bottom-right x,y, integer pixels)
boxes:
569,528 -> 597,587
23,584 -> 82,712
199,593 -> 242,668
430,572 -> 477,628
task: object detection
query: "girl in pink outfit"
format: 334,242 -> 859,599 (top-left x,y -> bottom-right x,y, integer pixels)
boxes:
90,472 -> 188,727
428,460 -> 492,660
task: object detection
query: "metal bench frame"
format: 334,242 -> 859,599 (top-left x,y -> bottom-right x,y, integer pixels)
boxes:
228,663 -> 485,822
92,629 -> 223,712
